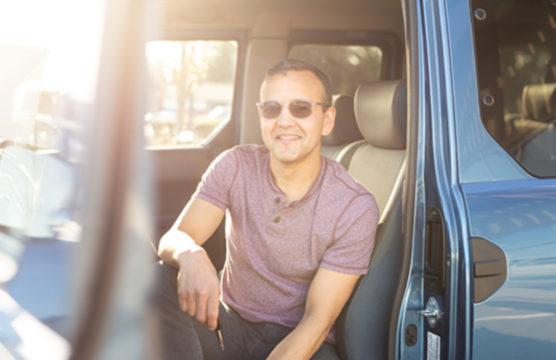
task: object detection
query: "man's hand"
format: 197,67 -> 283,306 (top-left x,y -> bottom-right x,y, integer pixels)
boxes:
177,246 -> 220,331
157,197 -> 225,330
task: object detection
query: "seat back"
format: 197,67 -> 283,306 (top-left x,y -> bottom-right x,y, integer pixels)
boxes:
522,82 -> 556,123
346,80 -> 407,215
321,94 -> 362,163
335,80 -> 407,360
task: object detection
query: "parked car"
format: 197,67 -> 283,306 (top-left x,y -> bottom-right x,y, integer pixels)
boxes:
0,0 -> 554,359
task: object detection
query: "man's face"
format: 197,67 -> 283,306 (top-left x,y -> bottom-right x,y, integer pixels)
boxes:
258,70 -> 335,166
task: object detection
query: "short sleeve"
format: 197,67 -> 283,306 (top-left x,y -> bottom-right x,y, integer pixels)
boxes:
193,148 -> 239,211
320,194 -> 379,274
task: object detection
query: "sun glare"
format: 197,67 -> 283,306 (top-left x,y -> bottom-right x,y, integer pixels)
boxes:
0,0 -> 106,103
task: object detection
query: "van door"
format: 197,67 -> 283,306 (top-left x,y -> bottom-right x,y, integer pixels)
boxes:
465,0 -> 556,358
400,0 -> 556,359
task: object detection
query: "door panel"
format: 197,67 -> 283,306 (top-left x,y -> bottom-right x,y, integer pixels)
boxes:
463,181 -> 556,359
462,0 -> 556,358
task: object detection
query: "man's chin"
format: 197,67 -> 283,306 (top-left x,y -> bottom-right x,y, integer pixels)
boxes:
270,151 -> 301,164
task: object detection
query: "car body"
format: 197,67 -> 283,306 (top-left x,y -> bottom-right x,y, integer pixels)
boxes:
0,0 -> 555,359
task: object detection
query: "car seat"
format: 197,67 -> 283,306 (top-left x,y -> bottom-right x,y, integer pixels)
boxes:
335,79 -> 407,360
321,94 -> 363,163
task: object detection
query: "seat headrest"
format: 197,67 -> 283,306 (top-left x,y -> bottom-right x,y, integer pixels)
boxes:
354,80 -> 407,149
522,83 -> 556,122
322,94 -> 362,146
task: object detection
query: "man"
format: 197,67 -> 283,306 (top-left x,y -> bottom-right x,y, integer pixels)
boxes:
156,59 -> 379,359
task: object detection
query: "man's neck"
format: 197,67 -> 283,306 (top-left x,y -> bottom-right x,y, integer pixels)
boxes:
269,153 -> 322,203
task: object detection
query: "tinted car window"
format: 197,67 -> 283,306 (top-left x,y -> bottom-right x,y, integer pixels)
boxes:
473,0 -> 556,177
289,44 -> 383,97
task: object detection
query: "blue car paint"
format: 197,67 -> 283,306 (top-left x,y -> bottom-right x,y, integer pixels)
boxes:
400,0 -> 556,358
3,238 -> 77,338
462,181 -> 556,359
443,0 -> 556,358
399,0 -> 475,358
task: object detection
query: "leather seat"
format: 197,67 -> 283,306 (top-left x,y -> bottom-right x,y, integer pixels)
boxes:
321,94 -> 362,163
345,80 -> 407,214
505,82 -> 556,148
516,82 -> 556,176
522,82 -> 556,123
335,80 -> 407,360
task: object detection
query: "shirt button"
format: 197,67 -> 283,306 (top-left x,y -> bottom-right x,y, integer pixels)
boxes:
273,216 -> 280,223
274,197 -> 281,204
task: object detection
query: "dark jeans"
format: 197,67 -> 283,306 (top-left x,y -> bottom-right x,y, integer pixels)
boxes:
152,261 -> 339,360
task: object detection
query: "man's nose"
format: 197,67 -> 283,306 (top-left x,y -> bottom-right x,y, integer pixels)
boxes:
276,105 -> 296,127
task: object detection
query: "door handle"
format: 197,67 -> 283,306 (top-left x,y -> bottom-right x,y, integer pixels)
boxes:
417,296 -> 443,328
472,237 -> 507,302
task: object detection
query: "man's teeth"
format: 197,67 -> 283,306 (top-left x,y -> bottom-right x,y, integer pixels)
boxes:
278,135 -> 298,139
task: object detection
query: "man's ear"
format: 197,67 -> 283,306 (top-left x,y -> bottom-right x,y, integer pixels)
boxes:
321,106 -> 336,136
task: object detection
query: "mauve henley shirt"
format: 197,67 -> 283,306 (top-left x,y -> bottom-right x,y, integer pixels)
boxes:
194,144 -> 379,343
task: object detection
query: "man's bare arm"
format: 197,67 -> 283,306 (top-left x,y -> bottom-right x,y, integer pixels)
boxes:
267,268 -> 360,360
158,197 -> 225,265
157,197 -> 225,330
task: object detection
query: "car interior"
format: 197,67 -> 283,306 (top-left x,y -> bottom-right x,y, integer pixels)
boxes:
150,0 -> 410,358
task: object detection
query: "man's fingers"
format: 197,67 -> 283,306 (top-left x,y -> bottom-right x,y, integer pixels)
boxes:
195,290 -> 208,325
186,290 -> 196,317
176,259 -> 220,327
179,293 -> 188,312
206,291 -> 220,331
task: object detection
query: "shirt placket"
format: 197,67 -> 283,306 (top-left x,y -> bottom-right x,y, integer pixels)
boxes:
266,194 -> 290,235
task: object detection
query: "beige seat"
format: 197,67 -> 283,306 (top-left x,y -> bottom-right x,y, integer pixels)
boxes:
516,82 -> 556,176
505,82 -> 556,147
522,82 -> 556,123
335,79 -> 407,360
321,94 -> 362,163
346,80 -> 407,215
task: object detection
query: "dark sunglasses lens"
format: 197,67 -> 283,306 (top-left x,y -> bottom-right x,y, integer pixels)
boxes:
289,101 -> 313,118
261,102 -> 282,118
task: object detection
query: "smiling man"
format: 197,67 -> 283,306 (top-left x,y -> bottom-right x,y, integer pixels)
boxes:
156,59 -> 379,360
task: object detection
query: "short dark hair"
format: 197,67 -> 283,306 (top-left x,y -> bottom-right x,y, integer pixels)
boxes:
265,59 -> 332,108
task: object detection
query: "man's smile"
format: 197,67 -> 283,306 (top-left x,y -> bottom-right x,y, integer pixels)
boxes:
275,134 -> 302,143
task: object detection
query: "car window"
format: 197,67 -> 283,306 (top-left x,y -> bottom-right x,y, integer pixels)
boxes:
289,44 -> 383,97
472,0 -> 556,177
144,40 -> 238,148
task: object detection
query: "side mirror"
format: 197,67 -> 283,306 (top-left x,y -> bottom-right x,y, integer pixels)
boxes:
0,143 -> 76,282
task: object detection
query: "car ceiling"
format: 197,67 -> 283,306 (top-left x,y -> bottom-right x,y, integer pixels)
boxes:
159,0 -> 404,35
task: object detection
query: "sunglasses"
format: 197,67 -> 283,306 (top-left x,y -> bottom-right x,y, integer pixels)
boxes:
256,99 -> 328,119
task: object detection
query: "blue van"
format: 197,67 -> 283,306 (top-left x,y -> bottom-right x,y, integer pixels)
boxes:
0,0 -> 555,359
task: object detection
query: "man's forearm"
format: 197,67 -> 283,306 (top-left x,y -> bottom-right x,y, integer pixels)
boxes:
267,312 -> 332,360
158,229 -> 204,268
267,268 -> 361,359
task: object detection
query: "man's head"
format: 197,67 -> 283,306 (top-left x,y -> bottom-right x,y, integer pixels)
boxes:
264,59 -> 332,108
258,59 -> 336,167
